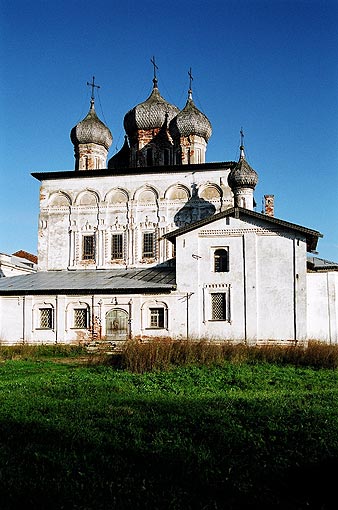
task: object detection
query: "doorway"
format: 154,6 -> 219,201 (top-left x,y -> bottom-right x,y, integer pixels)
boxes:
105,308 -> 129,341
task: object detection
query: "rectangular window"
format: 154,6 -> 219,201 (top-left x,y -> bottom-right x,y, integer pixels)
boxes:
74,309 -> 88,329
149,308 -> 165,328
211,293 -> 227,321
39,308 -> 53,329
82,235 -> 95,260
111,233 -> 123,259
214,248 -> 229,272
143,232 -> 155,258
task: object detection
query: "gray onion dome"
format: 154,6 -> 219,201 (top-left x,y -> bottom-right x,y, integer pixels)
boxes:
228,146 -> 258,189
169,91 -> 212,142
123,78 -> 179,135
70,99 -> 113,150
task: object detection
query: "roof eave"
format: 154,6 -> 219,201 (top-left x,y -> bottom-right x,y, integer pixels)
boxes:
163,207 -> 322,253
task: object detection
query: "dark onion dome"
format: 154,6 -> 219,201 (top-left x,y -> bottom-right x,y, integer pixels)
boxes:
169,90 -> 212,142
108,136 -> 131,169
228,146 -> 258,189
123,78 -> 179,135
70,99 -> 113,150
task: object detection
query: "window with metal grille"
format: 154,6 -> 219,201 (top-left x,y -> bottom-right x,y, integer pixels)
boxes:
74,309 -> 88,329
211,293 -> 227,321
214,248 -> 229,272
111,233 -> 123,259
143,232 -> 155,258
149,308 -> 165,328
39,308 -> 53,329
82,235 -> 95,260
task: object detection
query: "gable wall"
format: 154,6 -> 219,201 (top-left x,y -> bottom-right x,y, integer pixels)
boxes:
175,215 -> 308,342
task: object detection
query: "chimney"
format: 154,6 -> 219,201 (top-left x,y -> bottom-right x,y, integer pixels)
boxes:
264,195 -> 274,217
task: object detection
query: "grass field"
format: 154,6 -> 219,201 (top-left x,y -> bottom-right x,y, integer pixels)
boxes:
0,344 -> 338,509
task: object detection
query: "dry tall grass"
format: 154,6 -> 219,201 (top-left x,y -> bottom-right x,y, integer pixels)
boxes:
1,339 -> 338,372
113,338 -> 338,373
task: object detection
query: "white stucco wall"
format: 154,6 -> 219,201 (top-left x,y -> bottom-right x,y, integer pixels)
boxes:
307,272 -> 338,343
174,214 -> 308,343
37,168 -> 233,271
0,292 -> 190,345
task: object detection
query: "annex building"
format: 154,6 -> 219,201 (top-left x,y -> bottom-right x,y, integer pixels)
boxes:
0,71 -> 337,346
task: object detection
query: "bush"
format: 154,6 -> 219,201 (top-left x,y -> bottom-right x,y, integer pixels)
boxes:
0,343 -> 87,361
107,339 -> 338,373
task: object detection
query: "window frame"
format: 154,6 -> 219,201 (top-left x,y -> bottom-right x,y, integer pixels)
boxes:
73,308 -> 89,329
210,292 -> 228,322
82,234 -> 95,261
142,232 -> 155,259
111,233 -> 124,260
149,307 -> 166,329
213,247 -> 229,273
38,307 -> 54,330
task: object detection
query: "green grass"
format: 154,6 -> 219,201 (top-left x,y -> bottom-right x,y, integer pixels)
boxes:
0,358 -> 338,509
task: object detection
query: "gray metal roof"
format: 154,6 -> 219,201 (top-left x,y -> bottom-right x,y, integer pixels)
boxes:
307,256 -> 338,272
0,266 -> 176,295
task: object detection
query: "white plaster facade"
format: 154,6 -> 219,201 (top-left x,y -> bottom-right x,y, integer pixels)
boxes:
0,76 -> 337,346
36,166 -> 233,271
307,272 -> 338,343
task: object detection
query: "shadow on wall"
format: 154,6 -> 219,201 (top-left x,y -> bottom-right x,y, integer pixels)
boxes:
174,183 -> 216,227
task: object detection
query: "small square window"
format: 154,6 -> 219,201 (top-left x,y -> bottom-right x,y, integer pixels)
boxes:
74,309 -> 88,329
111,233 -> 123,259
83,235 -> 95,260
149,308 -> 165,328
39,308 -> 53,329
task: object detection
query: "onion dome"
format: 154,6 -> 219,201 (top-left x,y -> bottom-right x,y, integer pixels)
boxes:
108,136 -> 131,169
228,146 -> 258,190
123,77 -> 179,135
169,89 -> 212,142
70,99 -> 113,150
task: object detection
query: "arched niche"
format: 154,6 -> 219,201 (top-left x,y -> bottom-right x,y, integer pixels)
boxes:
199,184 -> 222,200
165,185 -> 190,201
75,190 -> 99,206
105,188 -> 129,204
49,192 -> 71,207
135,186 -> 158,203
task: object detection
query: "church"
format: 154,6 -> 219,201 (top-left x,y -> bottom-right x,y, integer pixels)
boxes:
0,67 -> 337,346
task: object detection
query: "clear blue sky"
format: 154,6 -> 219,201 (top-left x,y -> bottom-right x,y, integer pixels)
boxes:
1,0 -> 337,261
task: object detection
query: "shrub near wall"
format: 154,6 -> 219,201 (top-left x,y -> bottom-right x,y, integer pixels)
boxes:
112,339 -> 338,373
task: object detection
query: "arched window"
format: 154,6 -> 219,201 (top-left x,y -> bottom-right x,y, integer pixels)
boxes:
214,248 -> 229,272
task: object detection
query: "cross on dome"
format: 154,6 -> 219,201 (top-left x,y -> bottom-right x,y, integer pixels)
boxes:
150,56 -> 159,87
87,76 -> 100,102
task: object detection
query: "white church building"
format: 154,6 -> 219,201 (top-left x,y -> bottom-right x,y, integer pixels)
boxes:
0,71 -> 337,346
